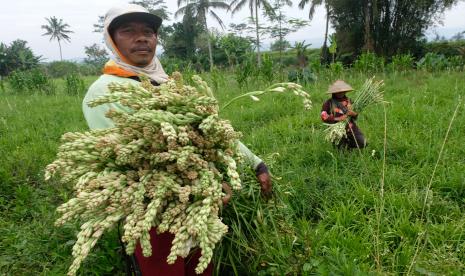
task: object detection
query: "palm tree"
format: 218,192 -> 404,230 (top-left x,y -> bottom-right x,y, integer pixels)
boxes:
230,0 -> 273,66
293,41 -> 311,68
298,0 -> 330,64
41,16 -> 73,61
176,0 -> 230,71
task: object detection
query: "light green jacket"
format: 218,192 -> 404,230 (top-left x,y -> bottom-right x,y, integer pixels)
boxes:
82,74 -> 263,169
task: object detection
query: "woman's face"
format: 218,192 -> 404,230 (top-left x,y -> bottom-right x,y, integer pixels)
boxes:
334,92 -> 346,99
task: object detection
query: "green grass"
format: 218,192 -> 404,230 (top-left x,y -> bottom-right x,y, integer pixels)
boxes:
1,71 -> 464,275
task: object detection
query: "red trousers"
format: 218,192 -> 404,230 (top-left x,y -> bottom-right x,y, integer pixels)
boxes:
134,228 -> 213,276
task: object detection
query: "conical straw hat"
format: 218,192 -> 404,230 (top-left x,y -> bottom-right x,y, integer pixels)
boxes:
327,80 -> 354,94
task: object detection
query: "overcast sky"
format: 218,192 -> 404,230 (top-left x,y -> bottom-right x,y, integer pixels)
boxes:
1,0 -> 464,62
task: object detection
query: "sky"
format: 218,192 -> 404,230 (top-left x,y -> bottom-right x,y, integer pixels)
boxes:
1,0 -> 464,62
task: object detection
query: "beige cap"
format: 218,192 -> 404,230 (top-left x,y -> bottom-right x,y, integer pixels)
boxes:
327,80 -> 354,94
105,4 -> 162,35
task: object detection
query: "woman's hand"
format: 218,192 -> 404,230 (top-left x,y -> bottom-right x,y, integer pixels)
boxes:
347,103 -> 358,117
347,110 -> 358,117
337,114 -> 349,121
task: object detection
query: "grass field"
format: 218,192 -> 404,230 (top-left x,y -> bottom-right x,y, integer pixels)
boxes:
1,71 -> 464,275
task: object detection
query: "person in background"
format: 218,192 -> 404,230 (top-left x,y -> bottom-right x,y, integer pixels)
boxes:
321,80 -> 366,149
82,4 -> 272,275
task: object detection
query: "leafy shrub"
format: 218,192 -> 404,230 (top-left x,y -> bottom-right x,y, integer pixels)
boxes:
416,53 -> 449,71
7,71 -> 27,91
388,54 -> 414,72
353,52 -> 385,72
0,40 -> 40,77
44,61 -> 79,78
425,40 -> 465,58
287,68 -> 316,84
8,69 -> 56,94
77,63 -> 102,76
65,74 -> 86,95
160,57 -> 197,75
216,33 -> 253,67
281,55 -> 298,67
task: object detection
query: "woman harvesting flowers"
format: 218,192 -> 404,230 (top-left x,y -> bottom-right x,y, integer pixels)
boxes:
321,80 -> 366,149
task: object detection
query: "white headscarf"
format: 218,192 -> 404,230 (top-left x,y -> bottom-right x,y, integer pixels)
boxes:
103,4 -> 169,84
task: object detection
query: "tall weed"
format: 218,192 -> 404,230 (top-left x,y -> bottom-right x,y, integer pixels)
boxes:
447,56 -> 464,71
260,54 -> 275,84
65,74 -> 86,96
329,61 -> 344,77
234,54 -> 258,89
209,67 -> 226,93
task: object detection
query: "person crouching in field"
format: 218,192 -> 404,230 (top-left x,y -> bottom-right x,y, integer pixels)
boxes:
82,4 -> 272,275
321,80 -> 366,149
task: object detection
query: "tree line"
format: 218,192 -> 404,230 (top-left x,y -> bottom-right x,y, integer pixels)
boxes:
1,0 -> 464,77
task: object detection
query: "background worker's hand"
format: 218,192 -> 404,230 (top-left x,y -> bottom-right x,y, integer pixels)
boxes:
222,182 -> 232,205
